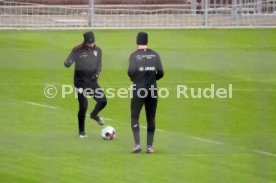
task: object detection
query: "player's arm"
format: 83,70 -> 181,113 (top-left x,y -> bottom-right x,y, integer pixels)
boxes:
96,48 -> 102,78
64,48 -> 77,68
156,54 -> 164,80
128,54 -> 136,81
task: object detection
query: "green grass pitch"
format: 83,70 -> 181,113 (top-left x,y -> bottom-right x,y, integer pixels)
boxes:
0,29 -> 275,183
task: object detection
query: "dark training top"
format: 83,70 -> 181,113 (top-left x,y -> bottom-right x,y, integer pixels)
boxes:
64,43 -> 102,88
128,48 -> 164,88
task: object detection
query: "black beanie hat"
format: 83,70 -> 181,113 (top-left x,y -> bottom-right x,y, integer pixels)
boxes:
83,31 -> 95,44
136,32 -> 148,45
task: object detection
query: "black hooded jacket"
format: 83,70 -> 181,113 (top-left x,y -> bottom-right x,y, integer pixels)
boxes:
64,43 -> 102,88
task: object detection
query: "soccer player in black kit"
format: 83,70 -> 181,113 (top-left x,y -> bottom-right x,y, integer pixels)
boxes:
64,31 -> 107,138
128,32 -> 164,153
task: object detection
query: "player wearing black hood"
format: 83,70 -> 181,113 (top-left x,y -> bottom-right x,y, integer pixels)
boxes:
64,31 -> 107,138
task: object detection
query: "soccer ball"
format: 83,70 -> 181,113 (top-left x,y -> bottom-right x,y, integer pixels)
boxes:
101,126 -> 116,140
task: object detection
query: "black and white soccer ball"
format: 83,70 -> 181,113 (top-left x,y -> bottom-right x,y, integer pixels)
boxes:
101,126 -> 116,140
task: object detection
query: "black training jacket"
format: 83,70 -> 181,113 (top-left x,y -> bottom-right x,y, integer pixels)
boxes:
128,48 -> 164,88
64,43 -> 102,88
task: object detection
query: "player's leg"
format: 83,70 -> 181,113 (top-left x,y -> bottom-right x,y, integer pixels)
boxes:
77,89 -> 88,137
89,82 -> 107,125
131,90 -> 144,152
145,94 -> 157,153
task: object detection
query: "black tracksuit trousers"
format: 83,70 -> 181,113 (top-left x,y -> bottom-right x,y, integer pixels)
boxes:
77,81 -> 107,133
131,88 -> 157,147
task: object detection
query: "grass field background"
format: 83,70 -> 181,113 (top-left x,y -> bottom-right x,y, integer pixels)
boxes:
0,29 -> 275,183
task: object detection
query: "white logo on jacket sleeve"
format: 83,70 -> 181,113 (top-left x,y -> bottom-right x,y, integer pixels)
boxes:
93,51 -> 98,56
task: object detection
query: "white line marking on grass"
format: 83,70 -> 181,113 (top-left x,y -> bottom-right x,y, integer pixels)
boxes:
1,156 -> 78,160
42,83 -> 75,86
191,136 -> 224,145
253,150 -> 276,157
172,153 -> 256,157
140,125 -> 165,132
25,101 -> 58,110
233,89 -> 276,92
165,87 -> 276,92
102,117 -> 113,121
